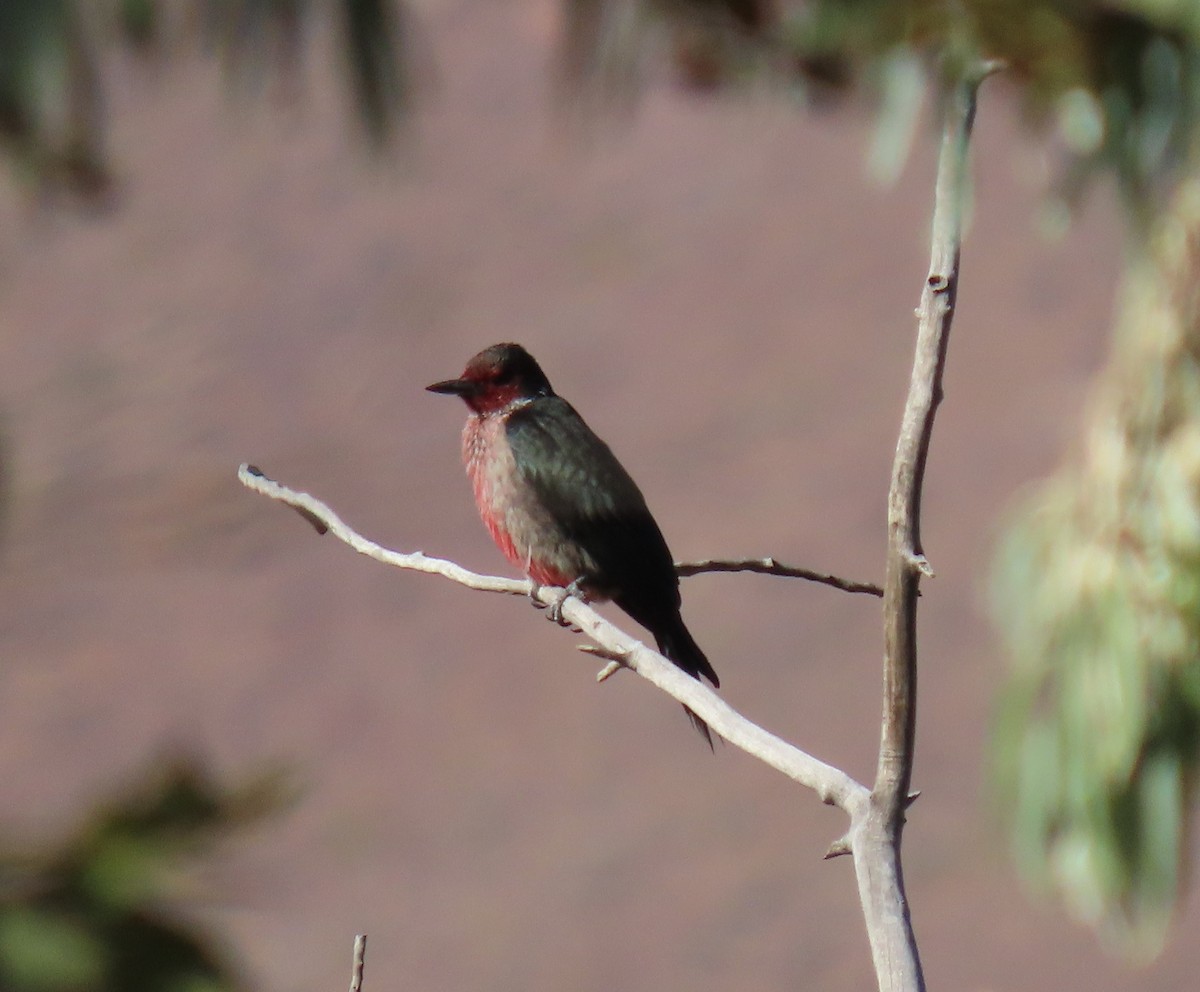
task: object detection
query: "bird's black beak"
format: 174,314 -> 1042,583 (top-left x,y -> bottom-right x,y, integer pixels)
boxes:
426,377 -> 476,396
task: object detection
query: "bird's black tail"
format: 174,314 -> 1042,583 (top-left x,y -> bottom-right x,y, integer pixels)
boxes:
655,617 -> 720,749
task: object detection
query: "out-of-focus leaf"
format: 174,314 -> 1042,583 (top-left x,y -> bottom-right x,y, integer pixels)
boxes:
867,46 -> 925,184
0,755 -> 290,992
562,0 -> 1200,212
119,0 -> 157,48
79,834 -> 171,911
992,177 -> 1200,958
1059,87 -> 1105,155
0,0 -> 419,198
338,0 -> 410,145
0,907 -> 108,990
0,0 -> 109,198
197,0 -> 414,145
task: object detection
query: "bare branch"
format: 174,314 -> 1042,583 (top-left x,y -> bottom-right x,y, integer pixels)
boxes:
238,466 -> 877,602
239,464 -> 532,598
237,463 -> 869,814
675,556 -> 884,597
855,63 -> 996,992
876,63 -> 989,807
349,933 -> 367,992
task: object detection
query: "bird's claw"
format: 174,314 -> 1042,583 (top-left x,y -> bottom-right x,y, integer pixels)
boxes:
527,581 -> 574,626
546,578 -> 586,627
547,590 -> 571,626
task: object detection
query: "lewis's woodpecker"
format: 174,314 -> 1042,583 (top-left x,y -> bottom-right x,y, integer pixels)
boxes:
427,343 -> 720,745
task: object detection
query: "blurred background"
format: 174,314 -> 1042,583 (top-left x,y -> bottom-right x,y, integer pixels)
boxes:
1,2 -> 1198,991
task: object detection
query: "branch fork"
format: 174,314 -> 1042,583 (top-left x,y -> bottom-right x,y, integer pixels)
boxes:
238,58 -> 990,992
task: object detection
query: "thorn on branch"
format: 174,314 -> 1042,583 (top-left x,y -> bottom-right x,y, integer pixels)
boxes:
595,660 -> 623,682
906,553 -> 935,578
824,836 -> 852,860
905,790 -> 921,807
578,644 -> 629,682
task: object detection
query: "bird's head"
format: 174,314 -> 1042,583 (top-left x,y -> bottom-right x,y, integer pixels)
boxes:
427,343 -> 554,415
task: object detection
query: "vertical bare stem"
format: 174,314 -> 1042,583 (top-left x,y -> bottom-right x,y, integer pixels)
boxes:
853,63 -> 995,992
349,933 -> 367,992
876,70 -> 982,804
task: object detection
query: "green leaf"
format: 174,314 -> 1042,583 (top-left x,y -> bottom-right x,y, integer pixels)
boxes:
0,906 -> 108,991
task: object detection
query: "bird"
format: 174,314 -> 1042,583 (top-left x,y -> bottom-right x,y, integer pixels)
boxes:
427,343 -> 720,745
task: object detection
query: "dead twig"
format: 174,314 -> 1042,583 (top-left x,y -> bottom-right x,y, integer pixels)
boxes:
675,556 -> 883,597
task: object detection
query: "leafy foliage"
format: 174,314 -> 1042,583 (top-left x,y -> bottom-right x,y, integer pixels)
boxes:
991,178 -> 1200,956
0,1 -> 107,197
1,1 -> 1198,208
0,756 -> 288,992
562,1 -> 1200,212
0,0 -> 410,199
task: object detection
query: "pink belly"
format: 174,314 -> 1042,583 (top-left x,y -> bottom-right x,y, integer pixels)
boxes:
482,510 -> 574,587
465,415 -> 577,589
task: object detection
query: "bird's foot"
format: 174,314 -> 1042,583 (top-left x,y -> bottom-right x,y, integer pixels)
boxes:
527,581 -> 547,609
547,578 -> 586,626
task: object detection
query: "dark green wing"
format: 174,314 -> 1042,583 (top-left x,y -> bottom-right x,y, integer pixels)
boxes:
505,396 -> 682,614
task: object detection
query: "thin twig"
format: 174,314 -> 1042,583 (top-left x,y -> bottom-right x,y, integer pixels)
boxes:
675,557 -> 883,597
349,934 -> 367,992
238,463 -> 869,814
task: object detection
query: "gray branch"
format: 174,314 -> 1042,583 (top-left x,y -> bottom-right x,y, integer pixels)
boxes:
237,463 -> 869,814
854,63 -> 997,992
675,556 -> 884,597
348,934 -> 367,992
